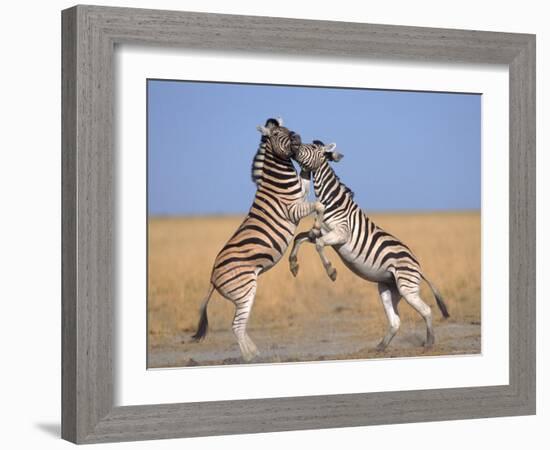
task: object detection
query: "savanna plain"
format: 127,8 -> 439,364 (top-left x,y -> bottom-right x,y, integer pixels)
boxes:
148,211 -> 481,368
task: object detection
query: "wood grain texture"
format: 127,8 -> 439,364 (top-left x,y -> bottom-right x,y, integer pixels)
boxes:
61,7 -> 77,443
61,4 -> 536,444
508,36 -> 536,409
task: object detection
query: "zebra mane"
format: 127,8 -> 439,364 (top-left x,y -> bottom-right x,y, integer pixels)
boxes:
336,173 -> 355,199
250,137 -> 268,186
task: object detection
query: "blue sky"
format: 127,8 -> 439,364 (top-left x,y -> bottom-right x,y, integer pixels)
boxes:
148,80 -> 480,215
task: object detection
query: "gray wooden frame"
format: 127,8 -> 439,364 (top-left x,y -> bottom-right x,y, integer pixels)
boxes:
62,4 -> 536,444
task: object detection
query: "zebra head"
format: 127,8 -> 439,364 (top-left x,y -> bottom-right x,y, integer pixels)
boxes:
290,138 -> 343,171
256,117 -> 296,158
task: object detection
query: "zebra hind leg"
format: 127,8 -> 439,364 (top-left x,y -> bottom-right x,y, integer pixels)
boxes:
376,283 -> 401,351
231,285 -> 260,362
399,286 -> 435,349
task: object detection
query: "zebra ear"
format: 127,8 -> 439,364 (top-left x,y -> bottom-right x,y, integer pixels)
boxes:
324,143 -> 343,163
325,145 -> 344,162
257,125 -> 272,136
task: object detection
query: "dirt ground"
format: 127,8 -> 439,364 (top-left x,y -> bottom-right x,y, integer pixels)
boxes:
148,212 -> 481,368
148,319 -> 481,368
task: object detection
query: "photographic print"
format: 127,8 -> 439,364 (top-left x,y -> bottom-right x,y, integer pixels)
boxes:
147,79 -> 481,368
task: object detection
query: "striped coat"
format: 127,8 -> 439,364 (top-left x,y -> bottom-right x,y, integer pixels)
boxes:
192,119 -> 325,361
289,140 -> 449,351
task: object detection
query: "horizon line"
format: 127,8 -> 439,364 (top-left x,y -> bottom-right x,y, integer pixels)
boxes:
148,208 -> 481,219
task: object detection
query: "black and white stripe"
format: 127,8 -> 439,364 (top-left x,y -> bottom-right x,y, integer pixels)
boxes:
289,139 -> 449,351
192,119 -> 325,361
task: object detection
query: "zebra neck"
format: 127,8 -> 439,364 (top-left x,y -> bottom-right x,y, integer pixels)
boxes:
251,141 -> 297,187
313,161 -> 355,204
313,161 -> 337,203
251,143 -> 301,199
259,152 -> 300,194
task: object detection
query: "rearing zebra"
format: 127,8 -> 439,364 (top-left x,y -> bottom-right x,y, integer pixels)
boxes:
191,118 -> 325,361
288,138 -> 449,351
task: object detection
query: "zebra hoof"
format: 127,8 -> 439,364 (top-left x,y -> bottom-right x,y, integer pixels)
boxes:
241,348 -> 260,362
327,267 -> 337,282
424,338 -> 435,349
290,262 -> 299,277
375,342 -> 387,352
239,336 -> 260,362
308,229 -> 321,240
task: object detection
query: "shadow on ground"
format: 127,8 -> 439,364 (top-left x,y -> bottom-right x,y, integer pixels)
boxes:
35,423 -> 60,438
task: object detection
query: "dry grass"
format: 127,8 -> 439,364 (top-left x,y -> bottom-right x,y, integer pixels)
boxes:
148,211 -> 481,358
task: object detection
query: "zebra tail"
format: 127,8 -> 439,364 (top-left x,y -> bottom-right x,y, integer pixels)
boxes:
191,283 -> 215,342
421,274 -> 450,319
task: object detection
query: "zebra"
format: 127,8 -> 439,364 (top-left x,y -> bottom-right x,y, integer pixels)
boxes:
288,138 -> 449,351
191,118 -> 326,361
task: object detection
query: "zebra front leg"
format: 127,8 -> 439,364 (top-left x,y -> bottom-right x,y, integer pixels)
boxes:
312,201 -> 325,234
286,201 -> 325,277
288,200 -> 325,231
289,231 -> 314,277
314,228 -> 348,281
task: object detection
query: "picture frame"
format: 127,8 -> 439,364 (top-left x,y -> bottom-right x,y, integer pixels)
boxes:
61,4 -> 535,444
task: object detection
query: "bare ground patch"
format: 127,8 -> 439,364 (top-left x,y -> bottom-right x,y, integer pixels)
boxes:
148,316 -> 481,368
